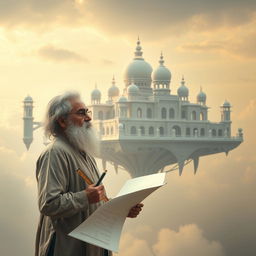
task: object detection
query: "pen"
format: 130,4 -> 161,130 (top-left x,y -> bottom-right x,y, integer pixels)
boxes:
76,169 -> 109,202
95,170 -> 107,186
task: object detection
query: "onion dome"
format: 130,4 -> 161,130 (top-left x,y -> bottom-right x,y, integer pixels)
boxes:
223,100 -> 231,107
108,76 -> 120,98
91,85 -> 101,101
197,87 -> 206,104
118,95 -> 128,103
127,82 -> 139,94
124,38 -> 153,87
24,95 -> 33,102
152,53 -> 171,83
177,76 -> 189,98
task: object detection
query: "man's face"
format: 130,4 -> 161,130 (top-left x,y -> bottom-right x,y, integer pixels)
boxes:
64,98 -> 99,155
68,98 -> 91,127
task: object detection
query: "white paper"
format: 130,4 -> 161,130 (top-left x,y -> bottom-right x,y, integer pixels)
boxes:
69,172 -> 166,252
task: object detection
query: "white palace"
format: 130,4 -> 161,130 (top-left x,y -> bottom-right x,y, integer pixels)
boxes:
90,39 -> 236,140
23,39 -> 243,177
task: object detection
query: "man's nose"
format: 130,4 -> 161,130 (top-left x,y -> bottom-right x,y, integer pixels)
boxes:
84,115 -> 91,122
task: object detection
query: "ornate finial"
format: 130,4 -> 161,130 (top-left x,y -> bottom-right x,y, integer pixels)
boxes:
181,75 -> 185,85
200,86 -> 202,92
134,38 -> 143,59
159,52 -> 164,66
112,75 -> 115,86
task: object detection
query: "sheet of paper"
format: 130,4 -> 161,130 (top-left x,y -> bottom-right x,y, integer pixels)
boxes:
69,172 -> 166,252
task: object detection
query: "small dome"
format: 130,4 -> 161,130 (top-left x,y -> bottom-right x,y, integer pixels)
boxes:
108,77 -> 120,98
91,87 -> 101,100
223,100 -> 231,107
118,96 -> 128,102
127,83 -> 139,94
177,77 -> 189,98
24,95 -> 33,102
152,53 -> 171,82
197,88 -> 206,103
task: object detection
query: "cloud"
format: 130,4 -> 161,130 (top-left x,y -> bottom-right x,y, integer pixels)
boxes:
153,225 -> 224,256
0,143 -> 38,255
0,0 -> 255,38
117,224 -> 224,256
102,59 -> 115,66
237,98 -> 256,120
37,44 -> 87,63
0,0 -> 82,30
179,41 -> 225,52
178,24 -> 256,60
117,233 -> 153,256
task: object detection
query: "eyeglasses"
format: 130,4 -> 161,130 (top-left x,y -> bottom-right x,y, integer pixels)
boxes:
69,108 -> 92,117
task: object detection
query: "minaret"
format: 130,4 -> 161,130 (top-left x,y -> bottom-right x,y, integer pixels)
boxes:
108,76 -> 119,102
152,52 -> 171,95
177,76 -> 189,101
221,100 -> 231,122
91,84 -> 101,105
23,95 -> 34,150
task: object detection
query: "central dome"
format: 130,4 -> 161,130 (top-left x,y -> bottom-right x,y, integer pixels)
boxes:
124,59 -> 153,80
124,39 -> 152,88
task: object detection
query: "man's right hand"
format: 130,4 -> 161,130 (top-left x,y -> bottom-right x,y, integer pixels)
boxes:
85,184 -> 106,204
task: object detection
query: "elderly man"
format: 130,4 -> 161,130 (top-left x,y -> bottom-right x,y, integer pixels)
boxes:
35,91 -> 143,256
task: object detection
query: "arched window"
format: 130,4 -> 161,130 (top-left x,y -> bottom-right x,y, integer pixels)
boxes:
186,128 -> 190,136
193,128 -> 198,136
106,111 -> 110,119
200,128 -> 205,136
159,127 -> 164,136
169,108 -> 175,119
149,127 -> 154,135
102,127 -> 105,135
218,129 -> 223,137
98,111 -> 103,120
131,126 -> 137,135
226,128 -> 230,136
172,126 -> 181,136
192,111 -> 197,120
137,108 -> 142,118
147,108 -> 152,118
182,110 -> 186,119
111,127 -> 114,134
106,127 -> 109,135
140,126 -> 145,135
161,108 -> 167,119
200,112 -> 204,121
212,129 -> 216,137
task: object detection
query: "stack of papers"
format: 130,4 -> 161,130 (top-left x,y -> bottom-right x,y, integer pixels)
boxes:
69,172 -> 166,252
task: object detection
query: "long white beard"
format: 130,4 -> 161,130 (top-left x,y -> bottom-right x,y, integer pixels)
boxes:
65,122 -> 100,156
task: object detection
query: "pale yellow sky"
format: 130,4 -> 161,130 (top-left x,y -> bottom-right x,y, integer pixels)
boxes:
0,1 -> 255,255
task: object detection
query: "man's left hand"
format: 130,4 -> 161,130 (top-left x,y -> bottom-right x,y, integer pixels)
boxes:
127,203 -> 144,218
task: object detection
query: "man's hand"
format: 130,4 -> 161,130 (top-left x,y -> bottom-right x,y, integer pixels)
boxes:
85,184 -> 106,204
127,203 -> 144,218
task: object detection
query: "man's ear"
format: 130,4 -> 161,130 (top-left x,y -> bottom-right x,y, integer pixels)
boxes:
57,117 -> 67,129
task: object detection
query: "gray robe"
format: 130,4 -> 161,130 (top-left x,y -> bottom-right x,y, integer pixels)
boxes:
35,136 -> 110,256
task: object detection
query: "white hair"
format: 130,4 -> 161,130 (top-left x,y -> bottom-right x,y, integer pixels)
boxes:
44,91 -> 80,138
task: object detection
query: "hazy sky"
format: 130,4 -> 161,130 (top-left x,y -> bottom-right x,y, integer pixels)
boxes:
0,0 -> 255,255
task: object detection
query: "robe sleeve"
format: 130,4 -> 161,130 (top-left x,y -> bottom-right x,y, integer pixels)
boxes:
36,146 -> 89,219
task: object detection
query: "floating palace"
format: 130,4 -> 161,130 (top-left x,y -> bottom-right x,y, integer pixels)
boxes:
23,39 -> 243,177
